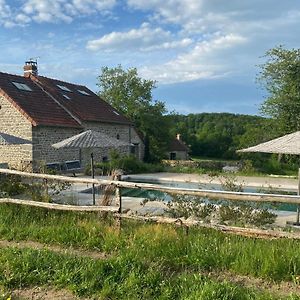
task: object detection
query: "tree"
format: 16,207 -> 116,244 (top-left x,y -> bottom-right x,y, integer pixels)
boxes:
259,46 -> 300,133
97,65 -> 171,162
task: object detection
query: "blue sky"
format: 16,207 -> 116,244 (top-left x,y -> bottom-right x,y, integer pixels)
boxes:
0,0 -> 299,115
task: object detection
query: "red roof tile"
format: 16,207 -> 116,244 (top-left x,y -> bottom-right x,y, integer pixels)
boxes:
35,76 -> 132,125
0,72 -> 81,128
0,71 -> 132,128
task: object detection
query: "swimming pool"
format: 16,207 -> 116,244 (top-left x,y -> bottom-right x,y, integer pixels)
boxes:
120,178 -> 298,212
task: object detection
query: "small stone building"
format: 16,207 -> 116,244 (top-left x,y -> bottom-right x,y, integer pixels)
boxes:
168,134 -> 189,160
0,61 -> 144,170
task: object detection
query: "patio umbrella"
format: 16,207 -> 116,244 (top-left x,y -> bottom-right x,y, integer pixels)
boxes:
52,130 -> 132,205
237,131 -> 300,155
237,131 -> 300,225
0,132 -> 32,145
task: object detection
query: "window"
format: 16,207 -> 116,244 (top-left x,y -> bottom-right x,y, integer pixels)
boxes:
12,81 -> 32,91
57,84 -> 72,92
63,94 -> 71,100
78,89 -> 90,96
116,134 -> 120,140
131,143 -> 139,155
170,152 -> 177,160
113,110 -> 120,116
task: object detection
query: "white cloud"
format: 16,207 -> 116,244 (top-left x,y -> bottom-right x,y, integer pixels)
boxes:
0,0 -> 9,16
22,0 -> 71,23
127,0 -> 204,25
0,0 -> 117,25
140,33 -> 247,84
126,0 -> 300,36
66,0 -> 116,14
86,23 -> 193,52
0,0 -> 15,27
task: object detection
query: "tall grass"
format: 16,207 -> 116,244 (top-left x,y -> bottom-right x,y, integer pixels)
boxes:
1,204 -> 300,288
0,247 -> 290,299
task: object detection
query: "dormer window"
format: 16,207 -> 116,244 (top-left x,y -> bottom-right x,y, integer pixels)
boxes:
12,81 -> 32,91
63,94 -> 71,100
78,89 -> 90,96
57,84 -> 72,92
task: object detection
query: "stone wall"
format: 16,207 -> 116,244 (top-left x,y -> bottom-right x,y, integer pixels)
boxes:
0,93 -> 145,170
32,126 -> 81,168
131,128 -> 145,161
82,122 -> 144,166
0,95 -> 33,169
168,151 -> 189,160
32,122 -> 145,169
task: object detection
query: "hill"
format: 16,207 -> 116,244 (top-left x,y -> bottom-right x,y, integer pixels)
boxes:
168,112 -> 273,159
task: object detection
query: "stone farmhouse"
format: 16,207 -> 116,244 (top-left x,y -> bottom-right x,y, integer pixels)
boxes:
0,61 -> 144,170
168,134 -> 189,160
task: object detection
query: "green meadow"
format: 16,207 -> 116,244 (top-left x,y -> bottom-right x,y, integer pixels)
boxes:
0,204 -> 300,299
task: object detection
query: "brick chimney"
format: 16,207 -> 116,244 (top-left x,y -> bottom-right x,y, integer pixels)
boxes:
23,60 -> 38,77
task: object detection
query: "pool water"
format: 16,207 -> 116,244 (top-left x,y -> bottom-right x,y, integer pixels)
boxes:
120,179 -> 298,212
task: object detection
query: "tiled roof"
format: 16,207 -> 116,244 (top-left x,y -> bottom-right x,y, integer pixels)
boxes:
0,72 -> 80,128
0,71 -> 131,128
35,76 -> 131,125
169,138 -> 189,152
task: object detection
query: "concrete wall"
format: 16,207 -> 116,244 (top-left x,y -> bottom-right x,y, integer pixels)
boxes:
0,95 -> 33,169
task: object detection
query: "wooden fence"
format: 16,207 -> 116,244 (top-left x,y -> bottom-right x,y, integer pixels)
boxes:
1,168 -> 300,238
1,168 -> 300,205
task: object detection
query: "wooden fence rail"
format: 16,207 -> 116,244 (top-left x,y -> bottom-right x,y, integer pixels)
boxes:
0,198 -> 119,212
1,168 -> 300,205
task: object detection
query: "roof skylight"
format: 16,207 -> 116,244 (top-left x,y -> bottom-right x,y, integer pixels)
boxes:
12,82 -> 32,91
57,84 -> 72,92
63,94 -> 71,100
78,89 -> 90,96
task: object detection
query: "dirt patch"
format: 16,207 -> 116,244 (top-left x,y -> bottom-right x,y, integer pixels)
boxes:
9,271 -> 299,299
0,240 -> 109,260
207,270 -> 300,297
11,287 -> 88,300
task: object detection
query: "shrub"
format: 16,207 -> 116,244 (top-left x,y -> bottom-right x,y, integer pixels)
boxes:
0,175 -> 26,196
85,154 -> 164,175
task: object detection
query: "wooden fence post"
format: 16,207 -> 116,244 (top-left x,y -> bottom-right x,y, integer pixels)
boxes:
44,178 -> 49,201
115,174 -> 122,214
115,173 -> 122,232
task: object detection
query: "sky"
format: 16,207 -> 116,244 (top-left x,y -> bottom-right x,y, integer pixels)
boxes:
0,0 -> 299,116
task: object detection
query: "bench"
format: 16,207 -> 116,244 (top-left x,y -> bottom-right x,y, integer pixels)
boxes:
46,160 -> 83,176
0,163 -> 9,169
46,162 -> 61,172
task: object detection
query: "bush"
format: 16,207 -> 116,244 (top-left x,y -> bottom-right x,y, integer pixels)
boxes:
0,175 -> 26,196
85,154 -> 164,176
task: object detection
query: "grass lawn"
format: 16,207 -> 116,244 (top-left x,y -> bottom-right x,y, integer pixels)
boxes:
0,204 -> 300,299
191,156 -> 239,163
